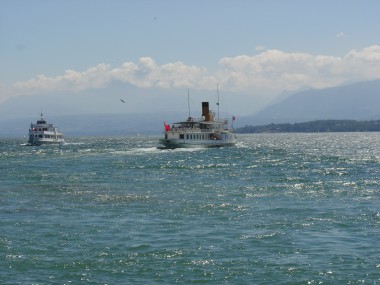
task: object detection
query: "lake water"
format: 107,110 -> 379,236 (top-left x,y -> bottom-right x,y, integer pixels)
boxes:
1,133 -> 380,284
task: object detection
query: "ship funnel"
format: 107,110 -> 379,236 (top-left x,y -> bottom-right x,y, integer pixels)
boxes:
202,102 -> 211,121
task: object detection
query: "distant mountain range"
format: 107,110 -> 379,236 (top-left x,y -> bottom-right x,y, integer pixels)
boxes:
238,79 -> 380,126
1,79 -> 379,137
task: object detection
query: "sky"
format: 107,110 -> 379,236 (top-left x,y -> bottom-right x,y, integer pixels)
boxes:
1,0 -> 380,117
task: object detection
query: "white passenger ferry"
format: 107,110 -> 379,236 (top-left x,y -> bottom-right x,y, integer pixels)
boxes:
159,101 -> 237,149
27,113 -> 65,146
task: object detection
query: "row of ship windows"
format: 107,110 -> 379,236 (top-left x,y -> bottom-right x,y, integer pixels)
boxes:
33,135 -> 63,139
180,134 -> 210,140
32,128 -> 50,131
178,134 -> 229,140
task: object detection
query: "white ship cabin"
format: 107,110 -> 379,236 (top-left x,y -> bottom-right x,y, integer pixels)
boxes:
29,114 -> 64,144
164,102 -> 231,141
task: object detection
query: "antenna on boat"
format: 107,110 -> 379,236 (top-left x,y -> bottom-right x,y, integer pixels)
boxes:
216,84 -> 220,120
187,88 -> 191,118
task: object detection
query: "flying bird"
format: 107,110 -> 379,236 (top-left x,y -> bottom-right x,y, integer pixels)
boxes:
120,99 -> 126,103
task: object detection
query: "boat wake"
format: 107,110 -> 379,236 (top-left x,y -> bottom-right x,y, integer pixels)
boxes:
158,147 -> 205,153
235,141 -> 249,148
132,147 -> 204,154
63,142 -> 85,145
110,147 -> 161,156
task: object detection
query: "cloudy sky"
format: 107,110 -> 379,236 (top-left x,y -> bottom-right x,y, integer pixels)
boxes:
1,0 -> 380,117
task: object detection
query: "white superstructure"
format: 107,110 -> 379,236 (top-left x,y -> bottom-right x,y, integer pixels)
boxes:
159,102 -> 237,149
28,113 -> 65,146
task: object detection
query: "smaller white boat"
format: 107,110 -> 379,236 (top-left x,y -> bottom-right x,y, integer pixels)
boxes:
159,101 -> 237,149
27,113 -> 65,146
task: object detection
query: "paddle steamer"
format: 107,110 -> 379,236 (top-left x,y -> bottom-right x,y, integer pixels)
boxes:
160,101 -> 237,148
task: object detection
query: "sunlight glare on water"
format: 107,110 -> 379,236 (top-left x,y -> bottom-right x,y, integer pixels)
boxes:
1,133 -> 380,284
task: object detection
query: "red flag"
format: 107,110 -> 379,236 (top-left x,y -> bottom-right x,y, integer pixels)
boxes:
164,122 -> 171,131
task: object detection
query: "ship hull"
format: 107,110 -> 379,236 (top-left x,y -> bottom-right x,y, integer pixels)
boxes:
28,137 -> 65,146
159,138 -> 236,149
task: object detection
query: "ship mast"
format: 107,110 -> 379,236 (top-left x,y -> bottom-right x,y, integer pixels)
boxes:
187,88 -> 191,118
216,84 -> 220,120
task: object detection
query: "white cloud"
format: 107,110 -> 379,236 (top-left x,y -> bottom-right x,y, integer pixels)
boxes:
5,45 -> 380,102
345,45 -> 380,61
217,45 -> 380,91
112,57 -> 208,89
13,64 -> 112,94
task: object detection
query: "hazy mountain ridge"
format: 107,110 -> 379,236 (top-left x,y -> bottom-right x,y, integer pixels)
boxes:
1,79 -> 379,137
245,79 -> 380,126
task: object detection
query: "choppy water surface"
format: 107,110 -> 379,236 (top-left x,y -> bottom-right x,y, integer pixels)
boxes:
1,133 -> 380,284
